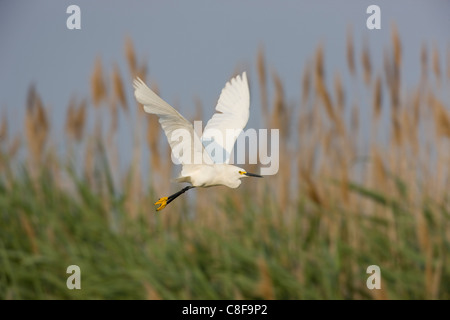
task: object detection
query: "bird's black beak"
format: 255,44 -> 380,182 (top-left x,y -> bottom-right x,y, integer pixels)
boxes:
244,172 -> 263,178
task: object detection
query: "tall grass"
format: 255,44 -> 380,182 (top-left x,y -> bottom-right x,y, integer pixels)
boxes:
0,28 -> 449,299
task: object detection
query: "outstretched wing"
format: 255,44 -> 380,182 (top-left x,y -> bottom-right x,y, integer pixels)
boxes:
202,72 -> 250,163
133,78 -> 213,165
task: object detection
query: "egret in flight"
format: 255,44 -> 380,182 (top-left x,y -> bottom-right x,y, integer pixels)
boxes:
133,72 -> 262,211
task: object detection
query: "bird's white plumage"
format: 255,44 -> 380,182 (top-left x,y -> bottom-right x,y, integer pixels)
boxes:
202,72 -> 250,163
133,72 -> 258,195
133,77 -> 213,165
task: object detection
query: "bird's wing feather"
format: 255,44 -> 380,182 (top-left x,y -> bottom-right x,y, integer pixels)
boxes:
133,78 -> 213,165
202,72 -> 250,163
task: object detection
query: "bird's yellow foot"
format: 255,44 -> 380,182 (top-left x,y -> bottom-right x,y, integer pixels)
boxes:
154,197 -> 168,211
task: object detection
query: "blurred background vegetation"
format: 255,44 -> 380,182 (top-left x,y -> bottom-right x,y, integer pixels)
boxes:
1,26 -> 449,299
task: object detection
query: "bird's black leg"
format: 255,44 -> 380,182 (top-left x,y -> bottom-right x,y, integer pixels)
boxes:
154,186 -> 195,211
166,186 -> 195,205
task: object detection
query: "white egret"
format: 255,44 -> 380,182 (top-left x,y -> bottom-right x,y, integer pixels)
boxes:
133,72 -> 262,211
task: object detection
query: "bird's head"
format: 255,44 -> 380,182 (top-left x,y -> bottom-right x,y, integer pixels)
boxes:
236,168 -> 263,179
221,166 -> 264,189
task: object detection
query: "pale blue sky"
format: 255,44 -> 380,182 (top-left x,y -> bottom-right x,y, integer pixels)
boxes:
0,1 -> 449,154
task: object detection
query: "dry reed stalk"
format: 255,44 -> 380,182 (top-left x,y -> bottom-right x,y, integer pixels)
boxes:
422,221 -> 433,299
83,134 -> 95,186
146,115 -> 161,173
334,72 -> 345,113
125,164 -> 142,219
91,57 -> 107,107
346,27 -> 355,77
20,212 -> 38,254
370,278 -> 389,300
277,153 -> 290,210
257,47 -> 269,125
412,192 -> 428,254
124,48 -> 149,219
267,72 -> 290,207
316,71 -> 344,136
391,109 -> 403,147
47,146 -> 63,190
432,44 -> 441,86
66,98 -> 87,143
307,101 -> 323,172
430,257 -> 443,299
384,147 -> 400,254
421,43 -> 428,82
292,122 -> 317,205
384,39 -> 403,146
163,135 -> 173,194
301,62 -> 311,107
0,112 -> 7,143
383,48 -> 392,86
65,98 -> 75,143
8,134 -> 21,160
447,47 -> 450,80
322,127 -> 333,158
299,166 -> 325,208
429,93 -> 450,138
370,147 -> 387,213
106,100 -> 120,194
372,75 -> 382,121
138,63 -> 148,81
144,81 -> 162,183
125,36 -> 137,77
25,85 -> 49,178
392,28 -> 402,106
412,89 -> 421,138
392,24 -> 402,71
362,41 -> 372,86
351,103 -> 359,136
421,191 -> 444,299
315,44 -> 324,79
298,67 -> 312,185
338,157 -> 350,205
316,163 -> 334,239
408,102 -> 419,157
108,99 -> 118,137
314,47 -> 346,138
384,48 -> 401,118
271,71 -> 287,136
401,108 -> 413,151
256,257 -> 275,299
112,63 -> 128,112
296,111 -> 308,149
270,71 -> 291,208
143,282 -> 162,300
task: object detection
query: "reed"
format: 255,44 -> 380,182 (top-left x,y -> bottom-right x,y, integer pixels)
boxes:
0,26 -> 449,300
91,57 -> 107,108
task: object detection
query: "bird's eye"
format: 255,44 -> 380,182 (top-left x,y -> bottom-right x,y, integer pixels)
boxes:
239,171 -> 245,175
